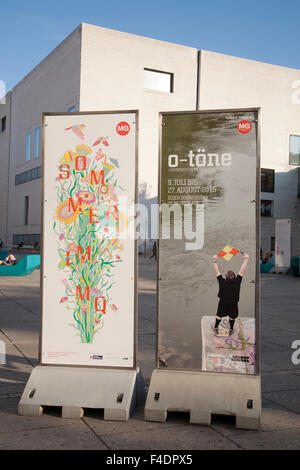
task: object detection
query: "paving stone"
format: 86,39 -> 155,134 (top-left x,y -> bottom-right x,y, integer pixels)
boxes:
260,404 -> 300,431
100,423 -> 240,450
260,350 -> 300,371
260,327 -> 291,339
262,371 -> 300,393
84,405 -> 192,437
0,340 -> 34,372
0,400 -> 84,436
263,389 -> 300,413
260,340 -> 287,353
265,335 -> 300,351
229,427 -> 300,450
0,423 -> 107,450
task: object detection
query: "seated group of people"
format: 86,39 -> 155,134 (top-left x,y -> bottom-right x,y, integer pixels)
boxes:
260,249 -> 273,264
0,254 -> 18,266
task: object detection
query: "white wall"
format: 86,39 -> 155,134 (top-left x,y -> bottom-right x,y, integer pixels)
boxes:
80,24 -> 198,216
198,50 -> 300,256
4,26 -> 300,254
7,26 -> 82,246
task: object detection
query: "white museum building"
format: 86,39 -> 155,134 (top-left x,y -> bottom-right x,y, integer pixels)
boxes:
0,23 -> 300,256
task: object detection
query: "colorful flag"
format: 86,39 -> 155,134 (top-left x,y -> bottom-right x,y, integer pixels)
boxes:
217,244 -> 240,261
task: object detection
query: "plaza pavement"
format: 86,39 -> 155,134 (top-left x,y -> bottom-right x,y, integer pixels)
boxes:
0,255 -> 300,450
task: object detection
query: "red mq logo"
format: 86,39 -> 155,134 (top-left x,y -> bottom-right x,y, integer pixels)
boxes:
238,120 -> 252,134
116,122 -> 130,136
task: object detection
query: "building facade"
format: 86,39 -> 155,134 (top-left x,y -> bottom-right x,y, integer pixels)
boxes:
0,23 -> 300,256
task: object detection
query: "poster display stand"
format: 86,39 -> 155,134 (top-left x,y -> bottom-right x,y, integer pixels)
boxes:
19,366 -> 145,420
145,370 -> 260,430
19,111 -> 144,420
145,109 -> 261,430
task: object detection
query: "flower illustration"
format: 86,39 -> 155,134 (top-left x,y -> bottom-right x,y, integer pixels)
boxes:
99,184 -> 108,195
55,139 -> 123,344
56,200 -> 79,224
75,190 -> 96,204
75,144 -> 92,156
67,242 -> 77,252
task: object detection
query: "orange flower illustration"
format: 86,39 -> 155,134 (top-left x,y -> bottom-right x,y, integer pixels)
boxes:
56,200 -> 79,224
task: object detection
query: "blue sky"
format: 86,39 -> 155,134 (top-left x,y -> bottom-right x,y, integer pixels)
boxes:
1,0 -> 300,91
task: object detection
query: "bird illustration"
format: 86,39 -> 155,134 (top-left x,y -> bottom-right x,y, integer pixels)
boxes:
65,124 -> 86,140
109,157 -> 119,168
92,136 -> 109,147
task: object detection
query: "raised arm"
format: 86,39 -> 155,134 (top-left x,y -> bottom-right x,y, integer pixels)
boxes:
239,253 -> 249,276
213,255 -> 220,277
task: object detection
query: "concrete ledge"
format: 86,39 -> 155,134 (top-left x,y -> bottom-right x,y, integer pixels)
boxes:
270,266 -> 290,274
145,369 -> 261,431
18,366 -> 144,421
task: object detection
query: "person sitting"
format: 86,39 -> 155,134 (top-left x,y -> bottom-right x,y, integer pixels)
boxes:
0,254 -> 18,266
33,241 -> 40,250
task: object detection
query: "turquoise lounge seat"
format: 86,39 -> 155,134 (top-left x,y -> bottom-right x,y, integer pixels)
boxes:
0,251 -> 9,260
260,255 -> 275,273
0,255 -> 40,276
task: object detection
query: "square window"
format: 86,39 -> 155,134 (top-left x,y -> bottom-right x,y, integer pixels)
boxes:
289,135 -> 300,165
261,169 -> 275,192
26,133 -> 31,162
19,172 -> 26,184
24,196 -> 29,225
1,116 -> 6,132
144,68 -> 173,93
34,127 -> 40,158
270,236 -> 275,252
261,200 -> 273,217
25,170 -> 32,183
31,167 -> 38,180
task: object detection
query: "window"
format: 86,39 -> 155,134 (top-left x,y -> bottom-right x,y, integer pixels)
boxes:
261,200 -> 273,217
15,166 -> 42,185
13,234 -> 40,246
144,68 -> 173,93
26,133 -> 31,162
1,116 -> 6,132
68,106 -> 76,112
289,135 -> 300,165
24,196 -> 29,225
34,127 -> 40,158
270,236 -> 275,252
261,169 -> 275,192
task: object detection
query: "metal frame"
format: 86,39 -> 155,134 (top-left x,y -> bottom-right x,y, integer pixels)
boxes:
157,108 -> 261,376
39,110 -> 139,370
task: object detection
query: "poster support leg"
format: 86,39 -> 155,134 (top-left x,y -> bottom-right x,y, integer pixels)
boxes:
144,369 -> 261,430
19,366 -> 145,421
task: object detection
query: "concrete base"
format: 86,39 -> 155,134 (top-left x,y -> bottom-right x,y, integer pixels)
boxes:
18,366 -> 145,421
270,266 -> 289,274
144,369 -> 261,431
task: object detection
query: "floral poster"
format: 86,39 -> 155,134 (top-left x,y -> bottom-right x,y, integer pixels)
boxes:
41,112 -> 137,367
